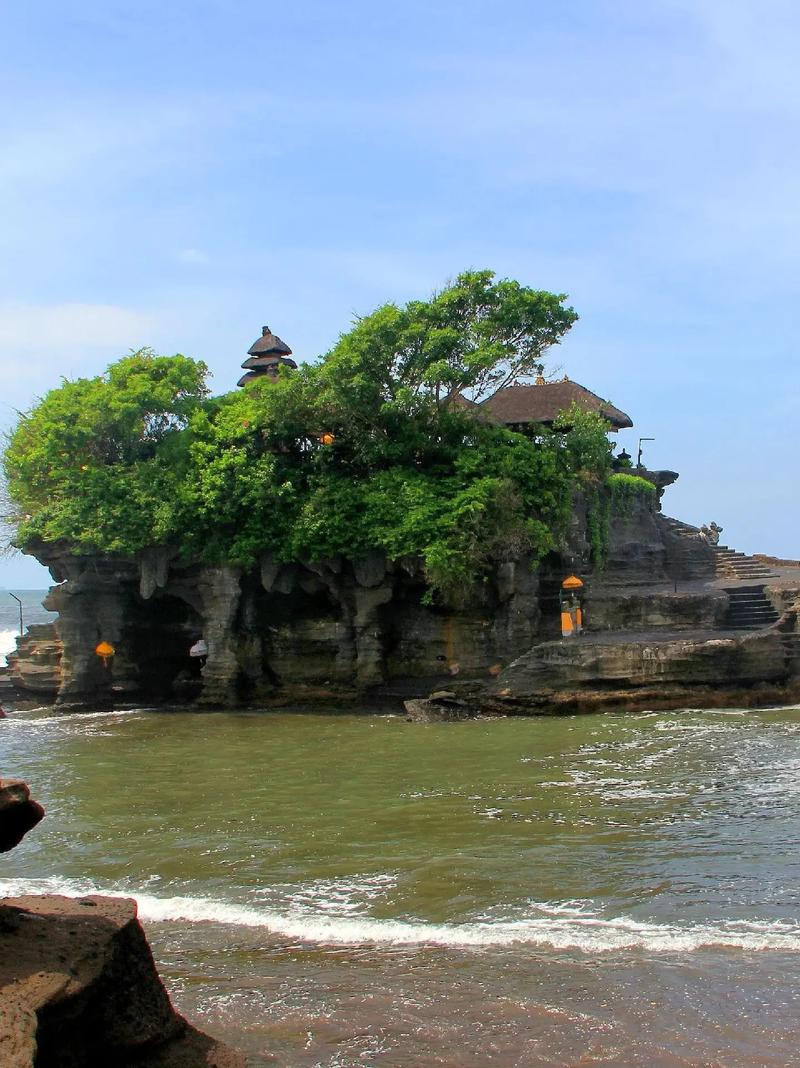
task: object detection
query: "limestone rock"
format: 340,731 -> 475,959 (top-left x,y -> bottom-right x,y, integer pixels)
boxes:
404,694 -> 480,723
13,509 -> 797,713
486,628 -> 800,715
259,554 -> 281,592
195,568 -> 242,707
0,894 -> 245,1067
139,547 -> 174,600
6,624 -> 62,697
585,588 -> 728,631
353,551 -> 386,588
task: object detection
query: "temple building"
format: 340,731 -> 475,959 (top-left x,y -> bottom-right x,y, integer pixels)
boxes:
478,376 -> 632,431
237,326 -> 298,387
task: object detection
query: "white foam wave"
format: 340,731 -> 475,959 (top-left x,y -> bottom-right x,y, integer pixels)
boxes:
2,877 -> 798,954
0,628 -> 18,666
7,708 -> 145,725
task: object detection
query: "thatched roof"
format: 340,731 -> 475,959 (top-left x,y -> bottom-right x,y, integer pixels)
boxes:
247,326 -> 293,357
238,325 -> 298,387
479,379 -> 632,430
242,353 -> 298,371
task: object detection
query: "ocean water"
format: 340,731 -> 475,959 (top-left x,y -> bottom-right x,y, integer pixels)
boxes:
0,588 -> 55,665
2,705 -> 800,1066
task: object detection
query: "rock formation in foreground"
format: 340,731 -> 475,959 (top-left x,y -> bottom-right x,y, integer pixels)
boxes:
0,780 -> 44,854
0,895 -> 245,1068
0,783 -> 244,1067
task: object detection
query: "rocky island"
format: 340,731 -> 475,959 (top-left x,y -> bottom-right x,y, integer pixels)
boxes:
3,271 -> 799,716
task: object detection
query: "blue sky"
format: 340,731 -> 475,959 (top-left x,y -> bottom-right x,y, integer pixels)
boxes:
2,0 -> 798,588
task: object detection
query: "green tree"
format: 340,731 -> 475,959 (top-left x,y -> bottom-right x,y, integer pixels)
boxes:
304,270 -> 577,472
3,273 -> 617,600
4,349 -> 208,550
318,269 -> 576,403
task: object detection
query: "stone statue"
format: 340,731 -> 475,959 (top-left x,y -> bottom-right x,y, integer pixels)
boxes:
698,522 -> 722,545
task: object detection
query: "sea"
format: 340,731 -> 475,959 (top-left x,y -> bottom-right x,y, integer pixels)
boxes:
1,592 -> 800,1066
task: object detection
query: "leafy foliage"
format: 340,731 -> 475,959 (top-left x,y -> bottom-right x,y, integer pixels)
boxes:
317,269 -> 578,410
607,473 -> 657,511
2,274 -> 615,600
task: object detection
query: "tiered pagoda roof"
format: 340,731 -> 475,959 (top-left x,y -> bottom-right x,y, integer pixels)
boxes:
237,326 -> 298,387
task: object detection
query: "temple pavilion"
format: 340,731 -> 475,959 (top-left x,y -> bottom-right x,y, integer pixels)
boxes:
475,376 -> 632,431
236,326 -> 632,436
237,326 -> 298,387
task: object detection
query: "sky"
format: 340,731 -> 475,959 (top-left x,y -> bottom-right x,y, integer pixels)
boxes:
1,0 -> 798,588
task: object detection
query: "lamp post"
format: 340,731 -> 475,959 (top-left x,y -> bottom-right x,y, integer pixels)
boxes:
636,437 -> 655,469
9,593 -> 23,636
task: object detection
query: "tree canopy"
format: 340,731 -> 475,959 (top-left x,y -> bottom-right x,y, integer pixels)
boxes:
2,271 -> 627,599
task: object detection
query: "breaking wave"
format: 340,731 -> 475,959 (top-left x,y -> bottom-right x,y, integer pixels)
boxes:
0,628 -> 18,666
2,877 -> 798,954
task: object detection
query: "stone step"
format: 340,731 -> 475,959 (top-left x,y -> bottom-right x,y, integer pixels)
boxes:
718,563 -> 773,570
720,561 -> 773,568
727,616 -> 776,623
727,606 -> 778,615
726,603 -> 770,609
719,573 -> 777,581
722,581 -> 779,631
727,605 -> 777,614
727,609 -> 778,619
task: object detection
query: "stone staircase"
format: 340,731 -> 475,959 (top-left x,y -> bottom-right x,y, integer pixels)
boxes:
658,515 -> 716,580
659,516 -> 785,633
723,585 -> 779,629
712,546 -> 776,581
660,516 -> 777,582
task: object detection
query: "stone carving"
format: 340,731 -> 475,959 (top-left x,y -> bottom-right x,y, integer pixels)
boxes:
699,521 -> 723,545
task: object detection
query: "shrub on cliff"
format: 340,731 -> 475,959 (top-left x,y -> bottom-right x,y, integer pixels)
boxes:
3,272 -> 614,599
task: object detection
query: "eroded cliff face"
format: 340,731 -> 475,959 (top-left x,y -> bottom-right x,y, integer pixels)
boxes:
9,491 -> 795,713
16,542 -> 544,709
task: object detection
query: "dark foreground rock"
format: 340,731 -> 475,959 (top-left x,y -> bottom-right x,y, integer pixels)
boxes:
0,780 -> 44,853
0,894 -> 245,1068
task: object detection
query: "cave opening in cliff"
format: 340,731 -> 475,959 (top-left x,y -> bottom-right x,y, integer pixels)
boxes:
124,592 -> 205,701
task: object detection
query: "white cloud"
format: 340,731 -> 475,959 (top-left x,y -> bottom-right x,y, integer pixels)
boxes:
0,302 -> 156,421
0,301 -> 154,352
